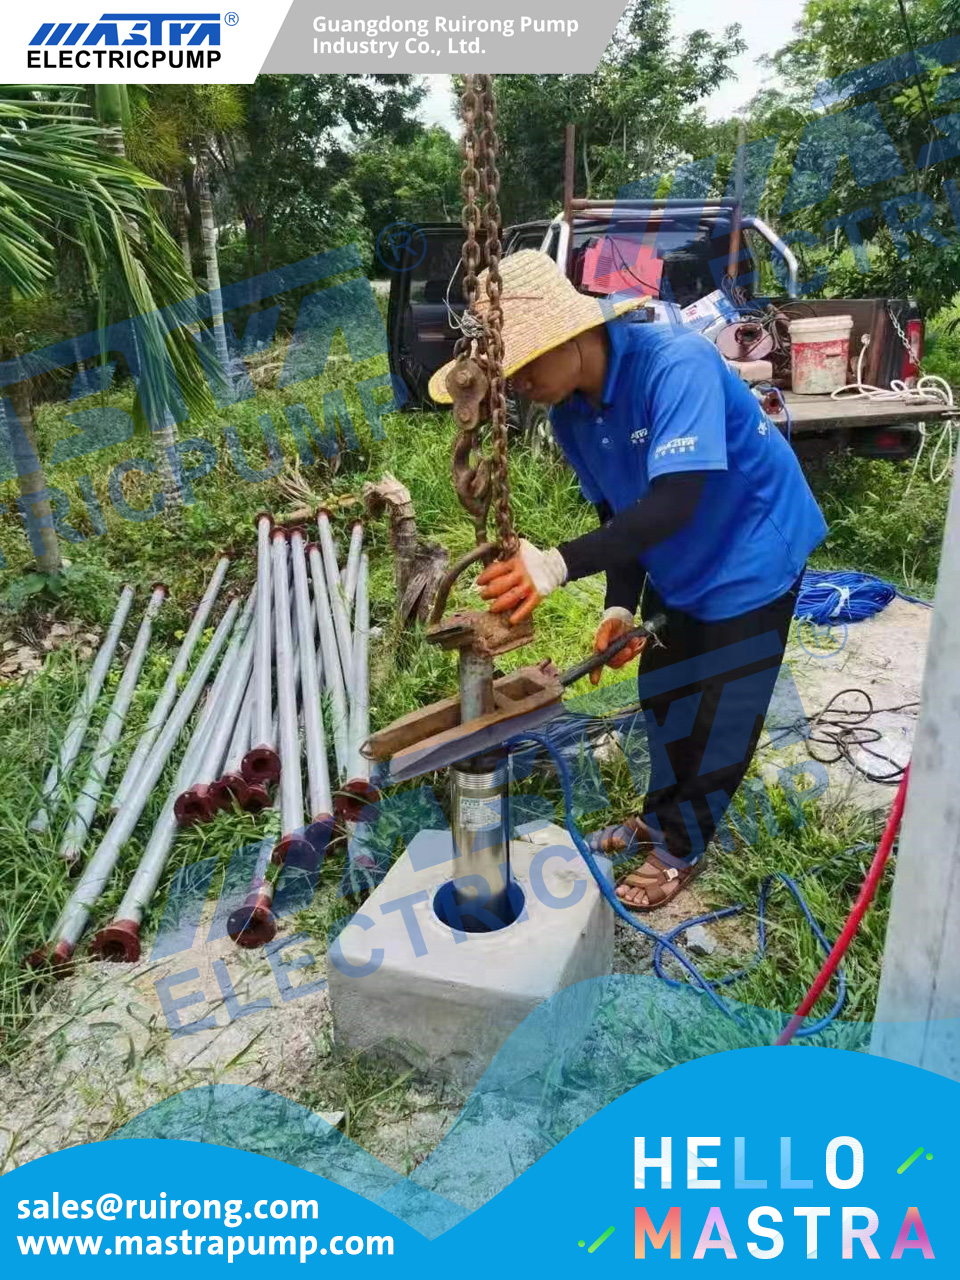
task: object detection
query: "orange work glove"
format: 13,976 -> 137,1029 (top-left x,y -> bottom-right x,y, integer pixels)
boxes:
591,607 -> 646,685
475,538 -> 568,626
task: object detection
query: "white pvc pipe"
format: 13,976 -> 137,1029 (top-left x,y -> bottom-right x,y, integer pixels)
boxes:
30,584 -> 136,833
111,556 -> 229,812
58,585 -> 167,864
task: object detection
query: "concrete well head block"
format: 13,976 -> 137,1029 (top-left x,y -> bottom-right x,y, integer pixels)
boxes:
326,822 -> 613,1091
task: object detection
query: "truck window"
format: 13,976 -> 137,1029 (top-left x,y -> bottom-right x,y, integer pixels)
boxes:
409,236 -> 464,307
570,219 -> 757,308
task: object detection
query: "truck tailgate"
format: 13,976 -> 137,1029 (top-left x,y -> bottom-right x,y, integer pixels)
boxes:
769,392 -> 953,433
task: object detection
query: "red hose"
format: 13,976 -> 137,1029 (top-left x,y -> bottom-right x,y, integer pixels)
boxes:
774,763 -> 910,1046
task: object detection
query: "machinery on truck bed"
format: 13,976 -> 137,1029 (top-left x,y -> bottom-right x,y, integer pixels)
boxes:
388,199 -> 941,462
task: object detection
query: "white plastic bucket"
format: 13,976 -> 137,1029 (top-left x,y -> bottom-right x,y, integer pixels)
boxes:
788,315 -> 854,394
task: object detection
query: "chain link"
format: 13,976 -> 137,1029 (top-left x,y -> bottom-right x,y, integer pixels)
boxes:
886,302 -> 922,374
450,74 -> 518,557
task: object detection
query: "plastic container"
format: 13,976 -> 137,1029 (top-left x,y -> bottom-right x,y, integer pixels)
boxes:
788,315 -> 854,394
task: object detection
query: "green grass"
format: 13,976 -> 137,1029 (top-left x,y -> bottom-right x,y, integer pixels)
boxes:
0,307 -> 953,1118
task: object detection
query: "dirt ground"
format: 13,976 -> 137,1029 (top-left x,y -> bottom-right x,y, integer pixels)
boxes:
768,598 -> 930,811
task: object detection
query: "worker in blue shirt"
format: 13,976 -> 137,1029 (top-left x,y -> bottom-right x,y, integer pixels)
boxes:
431,252 -> 827,912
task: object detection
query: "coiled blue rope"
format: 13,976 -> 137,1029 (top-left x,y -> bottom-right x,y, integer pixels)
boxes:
795,569 -> 931,625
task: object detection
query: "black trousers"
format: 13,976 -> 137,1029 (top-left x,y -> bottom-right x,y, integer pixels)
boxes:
635,575 -> 801,863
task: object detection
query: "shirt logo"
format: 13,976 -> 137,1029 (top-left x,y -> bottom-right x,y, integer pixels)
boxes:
631,428 -> 649,445
653,434 -> 698,460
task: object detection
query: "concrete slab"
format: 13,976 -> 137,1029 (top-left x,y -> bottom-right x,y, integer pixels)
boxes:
328,822 -> 614,1090
762,598 -> 930,812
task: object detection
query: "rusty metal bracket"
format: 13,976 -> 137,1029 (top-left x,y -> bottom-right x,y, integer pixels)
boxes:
427,608 -> 532,658
429,542 -> 497,627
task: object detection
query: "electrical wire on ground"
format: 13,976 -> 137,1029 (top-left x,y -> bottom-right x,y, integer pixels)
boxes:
504,726 -> 884,1037
775,765 -> 909,1045
802,688 -> 916,786
503,688 -> 911,1039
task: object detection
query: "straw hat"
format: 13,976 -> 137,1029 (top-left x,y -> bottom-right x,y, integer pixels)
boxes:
428,249 -> 651,404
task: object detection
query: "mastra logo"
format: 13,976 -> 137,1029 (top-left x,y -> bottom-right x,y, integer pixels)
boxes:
27,13 -> 225,71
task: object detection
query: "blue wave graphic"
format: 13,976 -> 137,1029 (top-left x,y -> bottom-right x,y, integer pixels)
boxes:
112,972 -> 872,1237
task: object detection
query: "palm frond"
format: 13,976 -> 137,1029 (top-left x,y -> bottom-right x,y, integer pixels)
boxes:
0,90 -> 212,421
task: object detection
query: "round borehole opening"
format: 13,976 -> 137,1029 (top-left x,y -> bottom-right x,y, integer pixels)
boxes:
433,877 -> 524,934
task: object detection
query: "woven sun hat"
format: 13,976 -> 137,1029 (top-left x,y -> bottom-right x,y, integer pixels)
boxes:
427,249 -> 651,404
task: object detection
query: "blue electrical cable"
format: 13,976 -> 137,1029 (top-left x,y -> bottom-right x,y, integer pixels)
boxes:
505,727 -> 851,1036
795,568 -> 932,625
650,874 -> 847,1036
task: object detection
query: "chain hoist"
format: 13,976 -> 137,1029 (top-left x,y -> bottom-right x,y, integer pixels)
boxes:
446,74 -> 517,568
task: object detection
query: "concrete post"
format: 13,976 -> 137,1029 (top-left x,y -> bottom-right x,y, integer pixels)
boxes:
870,458 -> 960,1081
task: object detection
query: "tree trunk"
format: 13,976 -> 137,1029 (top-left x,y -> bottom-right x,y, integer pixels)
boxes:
95,86 -> 183,508
177,187 -> 193,276
6,380 -> 61,573
152,419 -> 183,511
195,139 -> 231,386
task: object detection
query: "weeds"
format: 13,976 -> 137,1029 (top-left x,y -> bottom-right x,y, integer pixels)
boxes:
0,310 -> 953,1149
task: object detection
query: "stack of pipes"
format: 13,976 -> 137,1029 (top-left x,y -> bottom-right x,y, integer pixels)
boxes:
26,507 -> 374,969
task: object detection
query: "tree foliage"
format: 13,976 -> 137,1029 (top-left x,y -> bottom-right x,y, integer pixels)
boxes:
489,0 -> 744,220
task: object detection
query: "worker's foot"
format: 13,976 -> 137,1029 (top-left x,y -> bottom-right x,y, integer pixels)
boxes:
588,815 -> 657,861
615,852 -> 703,912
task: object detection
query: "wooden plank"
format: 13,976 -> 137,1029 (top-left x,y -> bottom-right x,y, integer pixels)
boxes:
364,665 -> 563,761
870,460 -> 960,1081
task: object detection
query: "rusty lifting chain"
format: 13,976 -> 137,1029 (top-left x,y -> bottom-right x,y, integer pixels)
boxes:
445,74 -> 517,580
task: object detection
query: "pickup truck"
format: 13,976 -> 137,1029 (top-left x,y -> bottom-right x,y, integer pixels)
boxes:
387,200 -> 943,461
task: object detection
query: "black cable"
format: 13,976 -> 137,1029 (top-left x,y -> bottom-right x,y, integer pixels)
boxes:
768,687 -> 917,785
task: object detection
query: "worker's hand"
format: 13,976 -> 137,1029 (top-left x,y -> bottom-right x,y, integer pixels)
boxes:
591,607 -> 646,685
476,539 -> 568,625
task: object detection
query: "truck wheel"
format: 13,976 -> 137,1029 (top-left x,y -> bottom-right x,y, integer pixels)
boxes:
507,394 -> 555,453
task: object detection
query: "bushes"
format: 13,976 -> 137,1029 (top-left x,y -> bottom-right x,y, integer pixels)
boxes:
808,451 -> 951,592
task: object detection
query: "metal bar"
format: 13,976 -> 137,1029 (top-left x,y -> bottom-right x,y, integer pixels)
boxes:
459,649 -> 495,723
208,672 -> 254,810
227,839 -> 278,949
34,598 -> 240,968
173,595 -> 258,825
111,556 -> 229,812
291,529 -> 332,822
563,122 -> 576,276
30,585 -> 136,833
569,198 -> 738,213
308,541 -> 350,778
558,615 -> 666,687
91,633 -> 238,963
317,509 -> 353,687
57,585 -> 167,865
272,530 -> 304,853
339,554 -> 376,820
243,512 -> 279,783
226,675 -> 254,769
227,598 -> 322,947
342,521 -> 364,615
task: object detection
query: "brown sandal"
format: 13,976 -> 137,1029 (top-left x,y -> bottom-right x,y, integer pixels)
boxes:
589,816 -> 657,856
615,851 -> 703,912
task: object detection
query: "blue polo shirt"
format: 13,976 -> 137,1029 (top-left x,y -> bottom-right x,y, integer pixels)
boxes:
550,320 -> 827,621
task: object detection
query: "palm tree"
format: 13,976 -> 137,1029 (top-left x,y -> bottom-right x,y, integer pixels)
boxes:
127,86 -> 244,393
92,84 -> 190,508
0,88 -> 213,569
